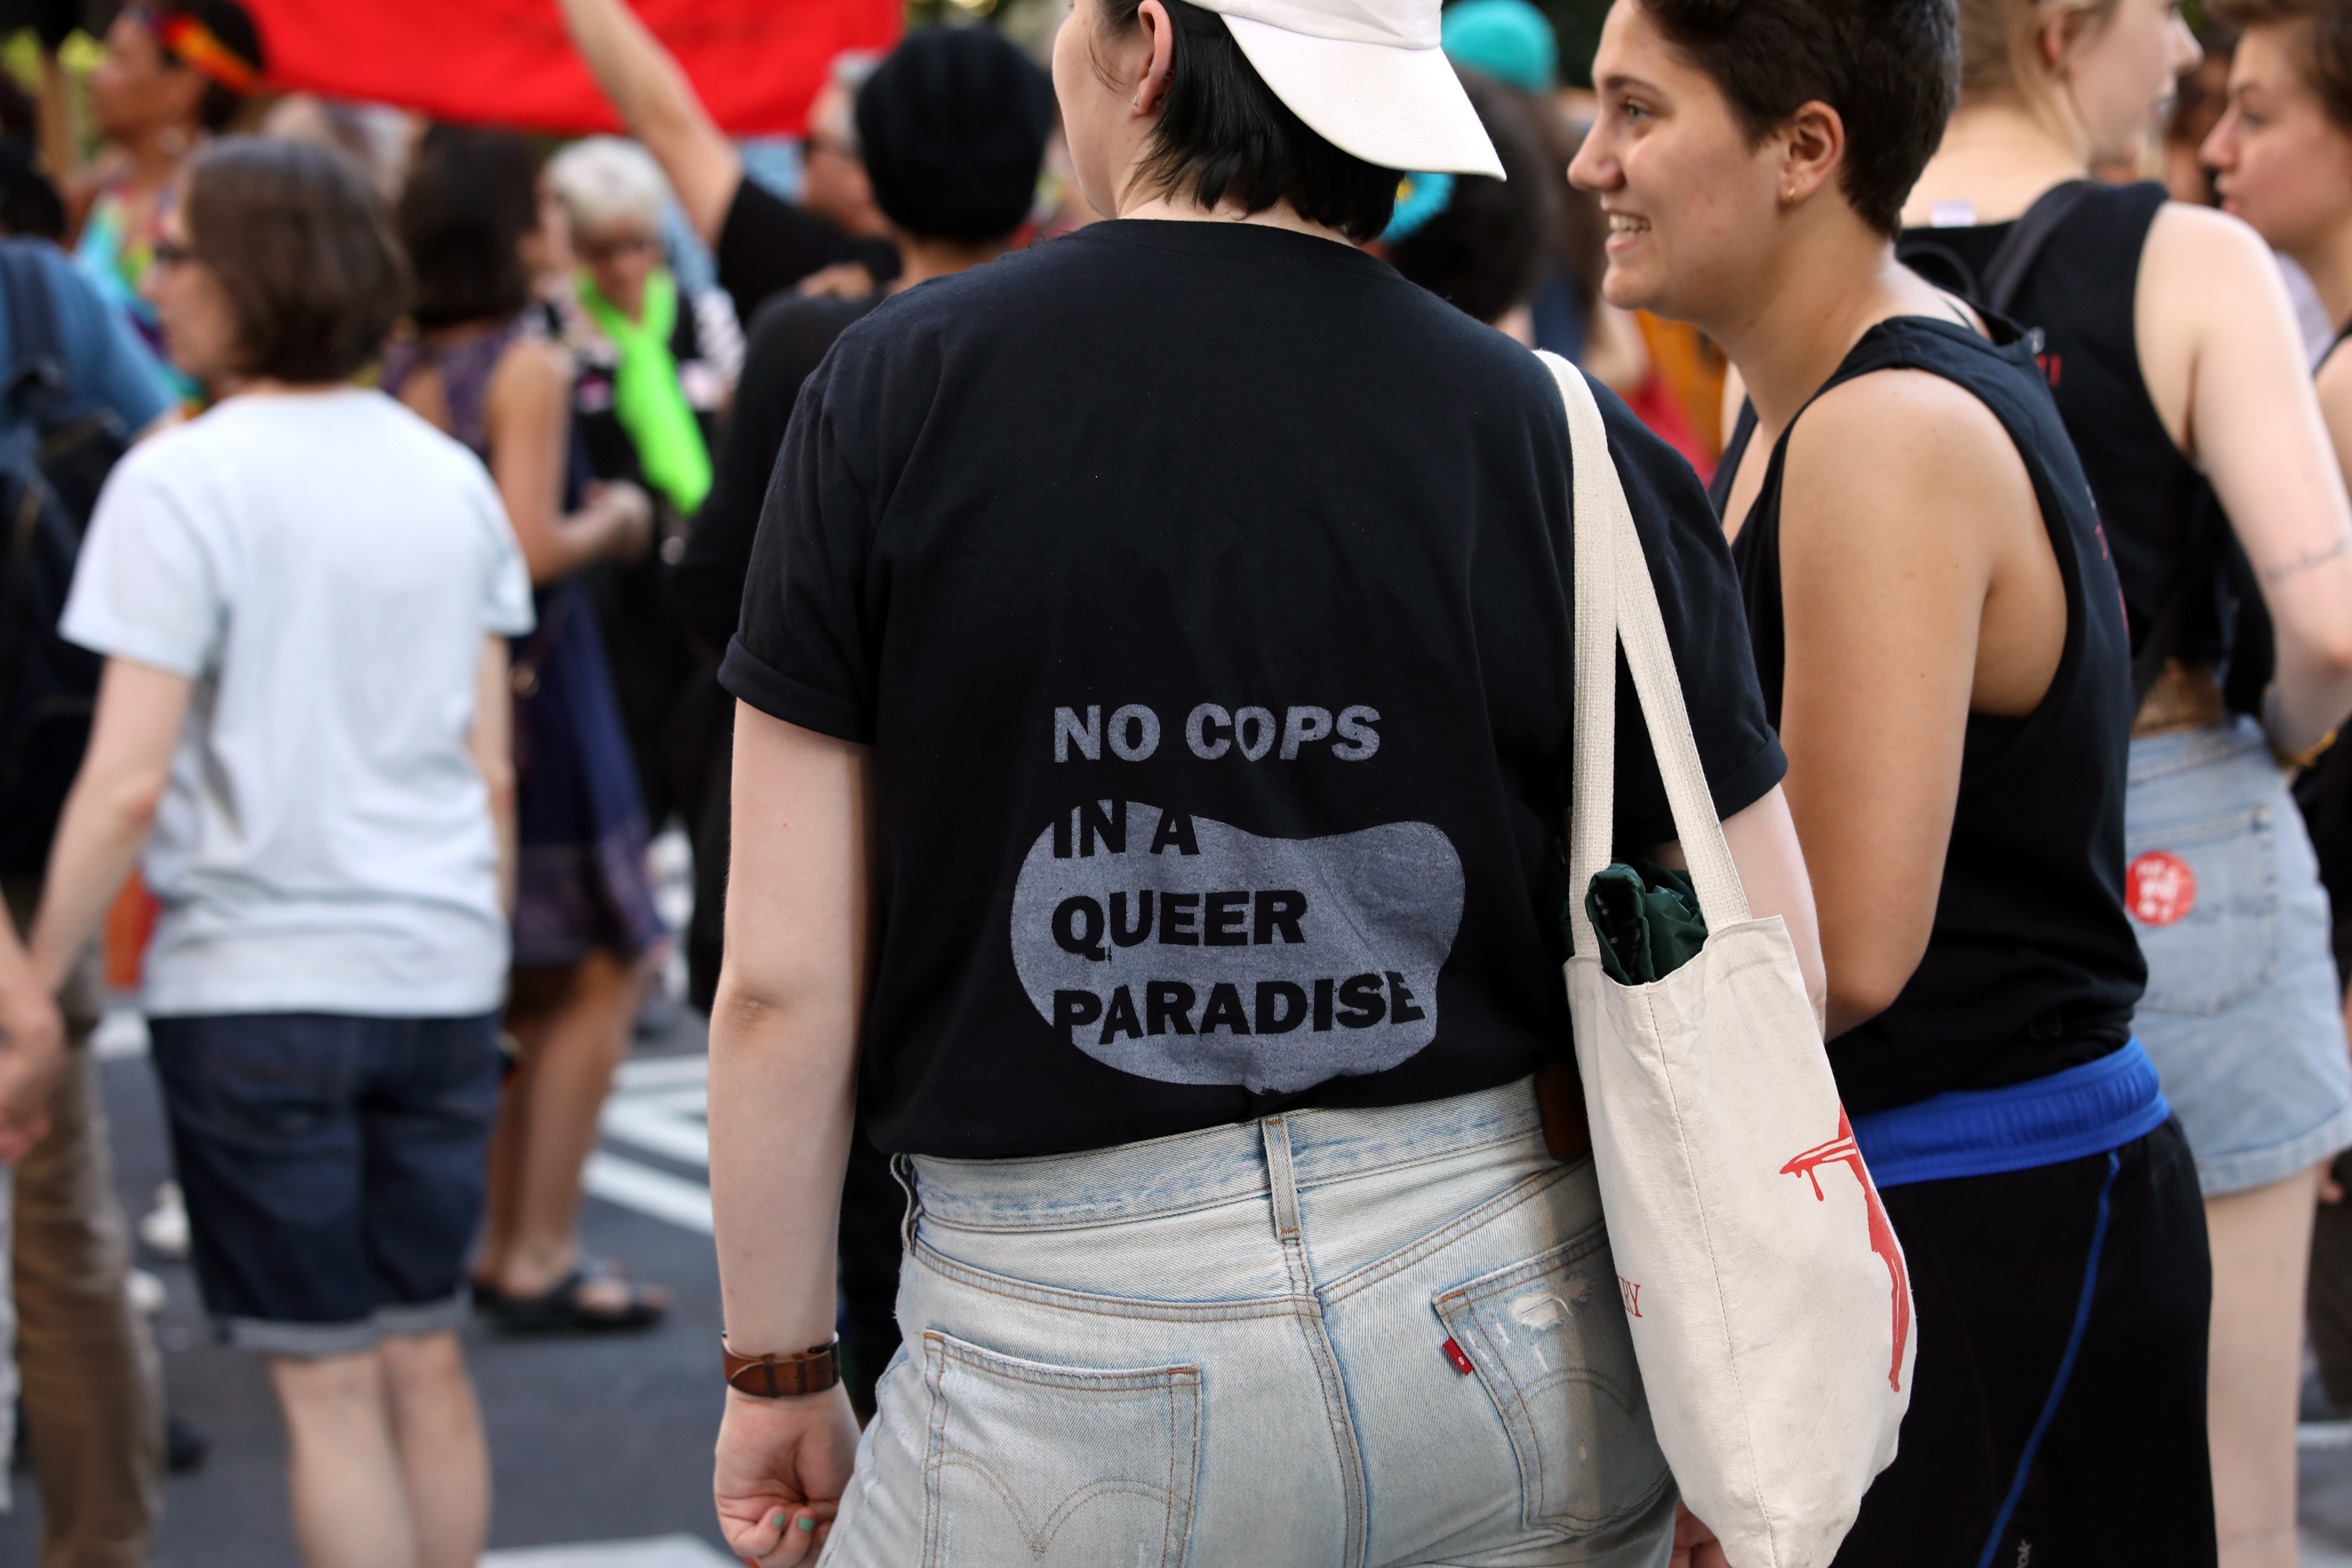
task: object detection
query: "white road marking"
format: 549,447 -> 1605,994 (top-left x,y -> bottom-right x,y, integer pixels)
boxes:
615,1054 -> 712,1092
93,1004 -> 148,1060
583,1152 -> 712,1234
2304,1421 -> 2352,1451
481,1534 -> 735,1567
584,1054 -> 713,1232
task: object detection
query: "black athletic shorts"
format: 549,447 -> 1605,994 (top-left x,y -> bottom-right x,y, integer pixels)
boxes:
1835,1117 -> 2215,1568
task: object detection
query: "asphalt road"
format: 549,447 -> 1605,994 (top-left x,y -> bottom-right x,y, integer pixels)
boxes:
0,1005 -> 739,1568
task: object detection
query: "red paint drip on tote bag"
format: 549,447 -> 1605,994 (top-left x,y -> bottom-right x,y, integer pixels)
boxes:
1781,1109 -> 1912,1393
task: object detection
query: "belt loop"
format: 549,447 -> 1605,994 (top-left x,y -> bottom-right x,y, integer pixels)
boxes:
1261,1114 -> 1303,1241
890,1153 -> 919,1252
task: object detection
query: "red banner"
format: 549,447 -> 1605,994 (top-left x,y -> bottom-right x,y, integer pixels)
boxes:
239,0 -> 902,138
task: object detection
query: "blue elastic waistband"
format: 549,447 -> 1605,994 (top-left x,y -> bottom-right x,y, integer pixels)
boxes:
1851,1040 -> 2169,1189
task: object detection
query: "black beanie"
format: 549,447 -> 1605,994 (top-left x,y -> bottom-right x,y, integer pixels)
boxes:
854,27 -> 1054,243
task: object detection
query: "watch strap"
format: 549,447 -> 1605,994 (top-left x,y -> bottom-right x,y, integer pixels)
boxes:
722,1336 -> 841,1399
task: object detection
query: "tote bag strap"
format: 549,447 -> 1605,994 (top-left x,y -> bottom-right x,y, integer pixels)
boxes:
1537,350 -> 1752,938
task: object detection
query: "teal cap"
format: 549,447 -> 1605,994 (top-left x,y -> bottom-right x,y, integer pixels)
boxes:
1440,0 -> 1559,96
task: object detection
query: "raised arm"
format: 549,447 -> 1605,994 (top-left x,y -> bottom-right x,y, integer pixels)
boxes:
554,0 -> 743,243
1772,372 -> 2054,1036
706,702 -> 869,1566
2141,203 -> 2352,754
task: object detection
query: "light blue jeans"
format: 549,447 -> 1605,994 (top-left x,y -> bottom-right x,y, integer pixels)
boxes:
819,1078 -> 1675,1568
2128,718 -> 2352,1195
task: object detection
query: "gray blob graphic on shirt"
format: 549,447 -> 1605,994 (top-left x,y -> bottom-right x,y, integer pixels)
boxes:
1010,801 -> 1465,1092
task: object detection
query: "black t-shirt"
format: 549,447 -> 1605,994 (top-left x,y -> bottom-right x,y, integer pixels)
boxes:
713,179 -> 899,326
721,220 -> 1785,1159
672,291 -> 880,653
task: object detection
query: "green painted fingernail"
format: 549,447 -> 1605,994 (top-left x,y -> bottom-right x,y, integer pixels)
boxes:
798,1516 -> 815,1533
772,1512 -> 788,1528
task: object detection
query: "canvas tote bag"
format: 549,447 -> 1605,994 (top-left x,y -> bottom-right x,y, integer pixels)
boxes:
1537,349 -> 1916,1568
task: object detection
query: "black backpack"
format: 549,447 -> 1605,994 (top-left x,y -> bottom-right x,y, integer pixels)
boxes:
0,242 -> 135,871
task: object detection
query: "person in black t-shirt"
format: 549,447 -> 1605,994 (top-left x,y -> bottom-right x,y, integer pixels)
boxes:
701,0 -> 1823,1561
1573,0 -> 2212,1559
553,0 -> 900,325
672,28 -> 1054,1004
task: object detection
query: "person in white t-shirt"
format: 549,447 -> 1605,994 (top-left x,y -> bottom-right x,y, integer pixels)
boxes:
27,138 -> 531,1568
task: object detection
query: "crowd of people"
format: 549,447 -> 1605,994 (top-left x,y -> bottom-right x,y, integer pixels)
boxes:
1,0 -> 2351,1563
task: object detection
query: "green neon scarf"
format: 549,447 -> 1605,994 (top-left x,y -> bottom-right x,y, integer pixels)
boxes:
578,267 -> 712,515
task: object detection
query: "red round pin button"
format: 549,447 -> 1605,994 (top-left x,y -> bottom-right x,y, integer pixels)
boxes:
2125,851 -> 2196,927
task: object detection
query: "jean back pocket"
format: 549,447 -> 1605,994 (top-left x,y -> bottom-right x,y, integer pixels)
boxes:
2126,801 -> 2281,1015
918,1329 -> 1199,1568
1433,1228 -> 1671,1537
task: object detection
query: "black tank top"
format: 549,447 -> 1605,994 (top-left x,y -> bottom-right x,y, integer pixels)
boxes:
1901,183 -> 2254,691
1712,317 -> 2146,1113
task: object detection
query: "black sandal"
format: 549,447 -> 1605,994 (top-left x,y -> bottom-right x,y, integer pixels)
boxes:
476,1264 -> 670,1334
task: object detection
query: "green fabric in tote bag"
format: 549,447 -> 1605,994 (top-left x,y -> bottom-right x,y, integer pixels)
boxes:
1575,860 -> 1708,985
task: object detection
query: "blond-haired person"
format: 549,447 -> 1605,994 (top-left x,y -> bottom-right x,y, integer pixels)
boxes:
1903,0 -> 2352,1560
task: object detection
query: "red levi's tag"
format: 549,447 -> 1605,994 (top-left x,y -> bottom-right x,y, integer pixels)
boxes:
1442,1338 -> 1473,1374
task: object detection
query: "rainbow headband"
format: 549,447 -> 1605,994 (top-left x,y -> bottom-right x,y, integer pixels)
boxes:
155,11 -> 263,96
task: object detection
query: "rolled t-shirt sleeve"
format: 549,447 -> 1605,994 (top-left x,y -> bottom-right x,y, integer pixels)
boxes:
719,376 -> 877,742
60,454 -> 226,677
1592,384 -> 1787,855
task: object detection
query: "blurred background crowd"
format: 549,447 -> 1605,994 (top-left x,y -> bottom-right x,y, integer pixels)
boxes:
0,0 -> 2335,1563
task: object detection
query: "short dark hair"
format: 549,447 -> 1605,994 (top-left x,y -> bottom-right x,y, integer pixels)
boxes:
156,1 -> 265,134
1387,72 -> 1556,324
183,137 -> 407,383
855,28 -> 1054,242
1637,0 -> 1958,238
1093,0 -> 1400,242
398,125 -> 541,331
2212,0 -> 2352,128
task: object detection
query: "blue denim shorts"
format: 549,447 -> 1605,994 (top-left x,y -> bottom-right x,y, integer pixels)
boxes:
822,1078 -> 1675,1568
147,1011 -> 503,1356
2128,719 -> 2352,1196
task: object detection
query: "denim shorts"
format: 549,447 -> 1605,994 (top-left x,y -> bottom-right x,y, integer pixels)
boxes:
822,1078 -> 1675,1568
147,1011 -> 503,1355
2127,719 -> 2352,1196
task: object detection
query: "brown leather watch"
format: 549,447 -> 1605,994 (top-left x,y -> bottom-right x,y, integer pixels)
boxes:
722,1336 -> 841,1399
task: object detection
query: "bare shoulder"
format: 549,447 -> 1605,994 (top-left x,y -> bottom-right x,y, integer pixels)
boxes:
2318,345 -> 2352,463
2140,201 -> 2290,336
2318,342 -> 2352,408
2144,198 -> 2278,276
1783,367 -> 2029,550
486,336 -> 573,421
492,335 -> 572,392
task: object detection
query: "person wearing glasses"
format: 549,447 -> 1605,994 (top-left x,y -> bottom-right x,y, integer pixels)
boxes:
31,137 -> 527,1568
554,0 -> 898,325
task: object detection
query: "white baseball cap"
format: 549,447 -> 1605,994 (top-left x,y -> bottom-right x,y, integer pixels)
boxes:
1185,0 -> 1507,178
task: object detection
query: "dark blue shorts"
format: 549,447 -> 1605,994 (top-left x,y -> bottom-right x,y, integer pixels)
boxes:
147,1011 -> 502,1356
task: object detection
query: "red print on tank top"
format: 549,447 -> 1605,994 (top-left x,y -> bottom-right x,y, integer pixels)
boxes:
2125,851 -> 2196,926
1781,1109 -> 1911,1393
